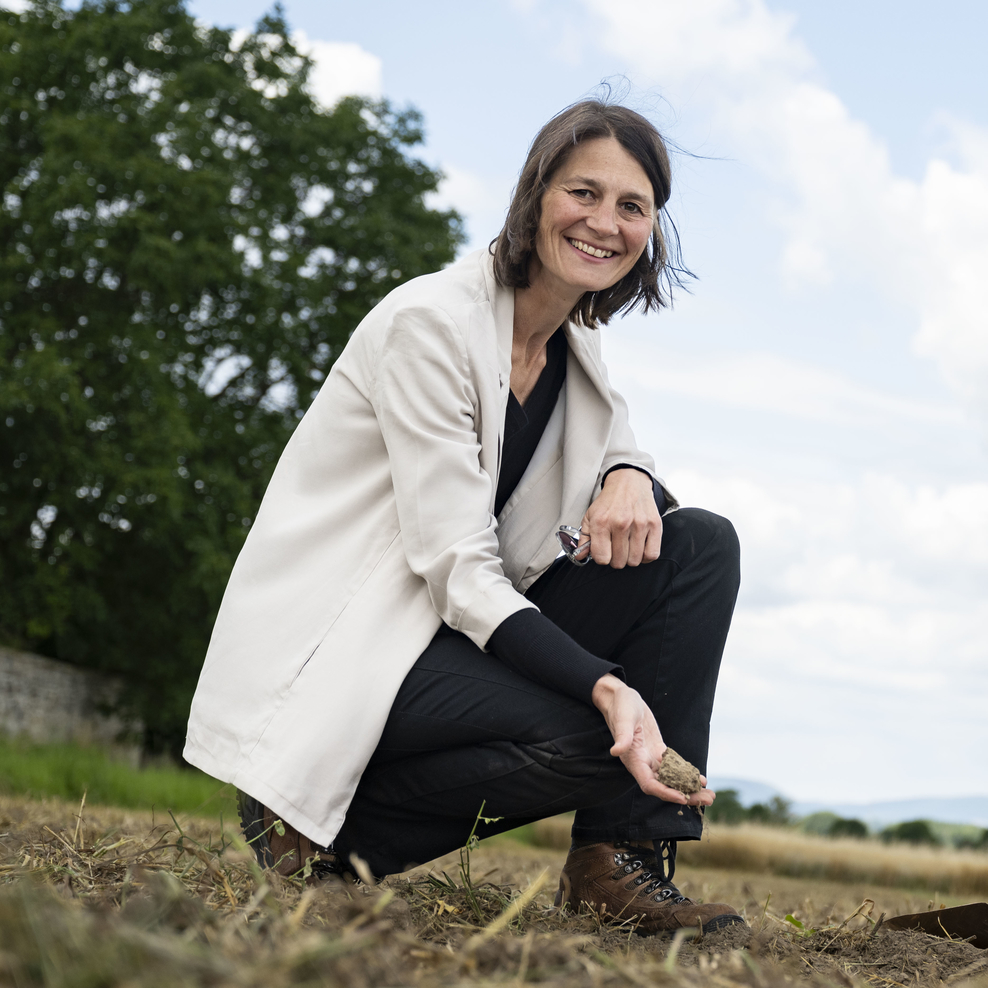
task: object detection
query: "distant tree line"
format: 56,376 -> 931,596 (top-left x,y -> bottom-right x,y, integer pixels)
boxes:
0,0 -> 462,754
879,819 -> 988,850
705,791 -> 793,827
708,795 -> 988,850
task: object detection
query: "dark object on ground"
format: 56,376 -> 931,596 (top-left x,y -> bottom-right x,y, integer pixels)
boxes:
554,840 -> 745,935
886,902 -> 988,949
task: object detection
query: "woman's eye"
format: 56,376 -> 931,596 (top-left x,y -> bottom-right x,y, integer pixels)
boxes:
571,188 -> 593,199
622,201 -> 643,214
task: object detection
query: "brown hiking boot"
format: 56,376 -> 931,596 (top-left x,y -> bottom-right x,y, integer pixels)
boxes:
237,790 -> 350,883
554,841 -> 745,935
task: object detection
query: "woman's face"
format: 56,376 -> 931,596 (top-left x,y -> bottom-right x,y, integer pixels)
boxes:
532,136 -> 655,304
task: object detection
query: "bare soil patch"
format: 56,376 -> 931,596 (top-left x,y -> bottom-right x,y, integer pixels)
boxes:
1,795 -> 986,987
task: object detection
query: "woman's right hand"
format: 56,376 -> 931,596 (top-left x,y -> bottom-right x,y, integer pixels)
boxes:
591,673 -> 715,807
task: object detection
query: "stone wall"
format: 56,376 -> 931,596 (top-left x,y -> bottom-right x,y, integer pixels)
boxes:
0,645 -> 135,746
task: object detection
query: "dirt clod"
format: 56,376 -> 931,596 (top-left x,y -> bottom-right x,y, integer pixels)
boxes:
657,747 -> 703,795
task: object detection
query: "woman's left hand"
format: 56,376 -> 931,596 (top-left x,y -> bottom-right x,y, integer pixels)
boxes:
581,468 -> 662,568
592,674 -> 715,806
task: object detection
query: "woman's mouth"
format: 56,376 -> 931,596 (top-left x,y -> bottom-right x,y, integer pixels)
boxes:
568,238 -> 615,259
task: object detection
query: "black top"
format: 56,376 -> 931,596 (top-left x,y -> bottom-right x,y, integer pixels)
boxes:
486,329 -> 624,705
494,327 -> 568,517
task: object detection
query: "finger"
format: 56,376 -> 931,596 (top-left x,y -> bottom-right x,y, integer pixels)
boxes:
685,788 -> 716,807
626,520 -> 647,567
643,517 -> 663,562
608,527 -> 630,569
590,520 -> 613,566
609,731 -> 632,757
619,750 -> 670,797
605,703 -> 636,757
634,775 -> 690,803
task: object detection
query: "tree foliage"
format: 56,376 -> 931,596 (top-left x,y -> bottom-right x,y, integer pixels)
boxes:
0,0 -> 463,752
706,790 -> 793,827
704,788 -> 746,825
880,819 -> 940,847
826,816 -> 868,839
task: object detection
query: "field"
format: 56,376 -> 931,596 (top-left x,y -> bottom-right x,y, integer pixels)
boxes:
2,795 -> 988,987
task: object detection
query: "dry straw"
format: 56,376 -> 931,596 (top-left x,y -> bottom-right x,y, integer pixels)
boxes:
531,817 -> 988,896
2,795 -> 988,987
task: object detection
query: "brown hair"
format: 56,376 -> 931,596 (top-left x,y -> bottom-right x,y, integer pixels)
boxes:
491,100 -> 688,328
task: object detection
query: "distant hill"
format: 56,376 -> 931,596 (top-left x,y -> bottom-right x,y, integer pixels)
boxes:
707,777 -> 988,828
790,797 -> 988,829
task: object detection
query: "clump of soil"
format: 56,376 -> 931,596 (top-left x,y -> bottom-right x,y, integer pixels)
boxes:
657,747 -> 702,795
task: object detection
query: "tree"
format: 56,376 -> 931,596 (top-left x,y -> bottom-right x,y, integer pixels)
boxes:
880,820 -> 940,847
705,788 -> 746,825
0,0 -> 463,753
746,796 -> 792,827
827,817 -> 868,839
955,828 -> 988,851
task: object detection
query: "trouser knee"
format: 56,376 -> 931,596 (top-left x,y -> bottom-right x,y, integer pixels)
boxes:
662,507 -> 740,586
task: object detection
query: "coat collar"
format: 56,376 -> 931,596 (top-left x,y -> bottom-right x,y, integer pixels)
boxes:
480,249 -> 514,393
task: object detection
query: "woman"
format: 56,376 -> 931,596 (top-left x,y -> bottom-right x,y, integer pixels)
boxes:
184,100 -> 744,934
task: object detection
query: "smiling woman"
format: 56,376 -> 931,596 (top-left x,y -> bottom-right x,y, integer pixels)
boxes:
184,100 -> 744,936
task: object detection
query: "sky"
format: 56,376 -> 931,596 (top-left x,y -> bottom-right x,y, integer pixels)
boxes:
48,0 -> 988,807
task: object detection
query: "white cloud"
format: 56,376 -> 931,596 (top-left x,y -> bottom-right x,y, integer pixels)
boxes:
426,163 -> 516,250
584,0 -> 988,433
429,163 -> 508,219
608,345 -> 965,432
914,121 -> 988,420
668,466 -> 988,801
292,32 -> 382,110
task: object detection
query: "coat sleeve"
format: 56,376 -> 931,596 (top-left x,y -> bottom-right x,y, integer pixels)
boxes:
371,303 -> 535,649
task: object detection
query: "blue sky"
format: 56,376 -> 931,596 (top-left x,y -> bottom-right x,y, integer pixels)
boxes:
167,0 -> 988,805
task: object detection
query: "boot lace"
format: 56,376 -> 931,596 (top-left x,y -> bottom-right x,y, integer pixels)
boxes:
610,840 -> 688,904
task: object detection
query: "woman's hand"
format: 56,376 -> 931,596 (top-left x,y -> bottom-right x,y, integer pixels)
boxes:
591,674 -> 715,806
581,469 -> 662,568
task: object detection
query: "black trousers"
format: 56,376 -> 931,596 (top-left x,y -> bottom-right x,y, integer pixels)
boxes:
333,505 -> 740,877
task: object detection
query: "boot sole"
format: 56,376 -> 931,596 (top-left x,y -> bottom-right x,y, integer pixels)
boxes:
635,913 -> 748,937
701,913 -> 748,934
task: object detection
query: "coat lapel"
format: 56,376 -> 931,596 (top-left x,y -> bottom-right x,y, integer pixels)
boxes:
561,324 -> 614,517
481,255 -> 515,507
495,321 -> 616,590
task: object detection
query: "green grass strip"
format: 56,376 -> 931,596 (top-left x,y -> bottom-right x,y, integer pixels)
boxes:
0,736 -> 235,817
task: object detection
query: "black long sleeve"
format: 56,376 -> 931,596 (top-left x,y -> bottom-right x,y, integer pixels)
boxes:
487,607 -> 625,706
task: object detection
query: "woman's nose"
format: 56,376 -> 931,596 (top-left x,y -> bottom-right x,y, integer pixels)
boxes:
585,201 -> 620,237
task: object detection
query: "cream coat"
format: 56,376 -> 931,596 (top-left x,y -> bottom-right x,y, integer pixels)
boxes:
183,250 -> 661,848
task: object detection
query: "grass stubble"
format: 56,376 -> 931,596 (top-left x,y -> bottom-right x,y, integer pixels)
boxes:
1,794 -> 987,987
